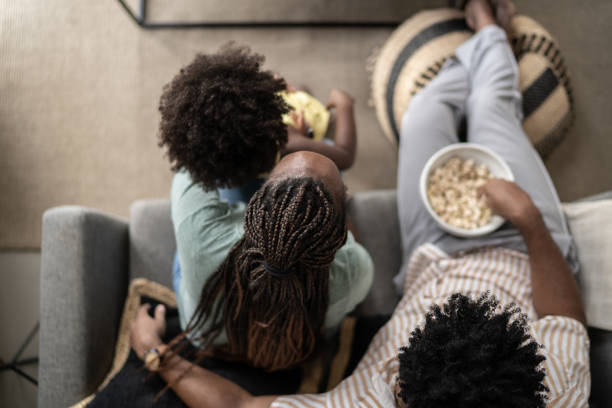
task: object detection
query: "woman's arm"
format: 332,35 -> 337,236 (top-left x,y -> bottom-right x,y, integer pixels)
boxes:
131,304 -> 277,408
283,89 -> 356,170
157,349 -> 276,408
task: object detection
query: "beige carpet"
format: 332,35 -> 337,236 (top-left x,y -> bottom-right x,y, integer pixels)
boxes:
1,0 -> 611,248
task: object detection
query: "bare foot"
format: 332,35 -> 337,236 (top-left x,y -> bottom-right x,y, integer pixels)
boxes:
464,0 -> 496,32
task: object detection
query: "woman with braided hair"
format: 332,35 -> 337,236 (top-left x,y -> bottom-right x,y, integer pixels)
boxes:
152,43 -> 370,371
168,151 -> 373,371
185,175 -> 347,370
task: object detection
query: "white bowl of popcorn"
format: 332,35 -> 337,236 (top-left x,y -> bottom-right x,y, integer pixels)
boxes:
420,143 -> 515,238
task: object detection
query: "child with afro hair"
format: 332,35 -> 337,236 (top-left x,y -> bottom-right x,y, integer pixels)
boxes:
158,43 -> 357,203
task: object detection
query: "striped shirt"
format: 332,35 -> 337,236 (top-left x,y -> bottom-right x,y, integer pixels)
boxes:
271,244 -> 590,408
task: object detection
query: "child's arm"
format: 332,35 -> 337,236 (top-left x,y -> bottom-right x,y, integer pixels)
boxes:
283,89 -> 356,171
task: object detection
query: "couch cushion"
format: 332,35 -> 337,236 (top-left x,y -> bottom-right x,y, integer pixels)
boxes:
562,199 -> 612,331
129,199 -> 175,288
347,190 -> 402,315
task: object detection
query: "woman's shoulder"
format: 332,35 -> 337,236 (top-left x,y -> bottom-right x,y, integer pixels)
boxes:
325,232 -> 375,327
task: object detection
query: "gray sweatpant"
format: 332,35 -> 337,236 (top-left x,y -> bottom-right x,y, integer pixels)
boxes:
395,25 -> 576,291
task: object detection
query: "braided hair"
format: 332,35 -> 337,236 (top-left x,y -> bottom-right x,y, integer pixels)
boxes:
186,176 -> 347,371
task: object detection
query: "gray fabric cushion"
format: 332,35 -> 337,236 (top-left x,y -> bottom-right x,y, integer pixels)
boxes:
347,190 -> 402,316
129,199 -> 175,288
40,206 -> 129,408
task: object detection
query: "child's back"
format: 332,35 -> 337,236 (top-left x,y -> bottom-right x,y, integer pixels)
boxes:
159,43 -> 357,203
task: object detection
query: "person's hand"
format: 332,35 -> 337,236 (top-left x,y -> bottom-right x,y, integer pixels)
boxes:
326,89 -> 354,110
289,110 -> 311,136
130,304 -> 166,360
282,123 -> 311,155
477,179 -> 542,231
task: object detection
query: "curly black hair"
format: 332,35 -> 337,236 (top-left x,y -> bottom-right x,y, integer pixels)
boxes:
398,293 -> 548,408
158,43 -> 289,190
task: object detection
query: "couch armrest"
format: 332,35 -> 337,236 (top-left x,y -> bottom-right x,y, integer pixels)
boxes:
39,206 -> 129,408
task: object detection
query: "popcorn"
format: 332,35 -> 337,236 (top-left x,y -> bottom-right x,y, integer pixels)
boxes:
427,156 -> 492,229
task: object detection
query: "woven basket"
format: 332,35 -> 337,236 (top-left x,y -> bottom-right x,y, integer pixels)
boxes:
371,8 -> 573,157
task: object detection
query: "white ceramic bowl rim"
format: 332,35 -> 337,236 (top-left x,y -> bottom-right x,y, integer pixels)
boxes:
419,143 -> 515,238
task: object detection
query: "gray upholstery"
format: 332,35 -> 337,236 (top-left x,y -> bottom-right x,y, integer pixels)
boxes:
129,199 -> 175,288
39,191 -> 612,408
40,207 -> 129,408
347,190 -> 402,315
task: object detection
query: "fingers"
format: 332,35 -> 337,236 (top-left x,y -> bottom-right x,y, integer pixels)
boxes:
326,89 -> 337,109
289,110 -> 306,125
296,110 -> 303,124
154,304 -> 167,336
137,303 -> 151,318
476,183 -> 487,197
289,110 -> 309,133
154,304 -> 166,323
477,178 -> 497,198
135,303 -> 165,323
298,110 -> 308,128
132,304 -> 152,332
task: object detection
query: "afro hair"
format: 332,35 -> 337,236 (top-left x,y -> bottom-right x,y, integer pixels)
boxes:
398,293 -> 548,408
158,43 -> 289,190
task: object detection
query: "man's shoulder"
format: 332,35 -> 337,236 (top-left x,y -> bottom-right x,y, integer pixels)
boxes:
531,316 -> 590,405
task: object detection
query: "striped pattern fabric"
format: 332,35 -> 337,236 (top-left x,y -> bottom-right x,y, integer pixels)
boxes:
272,244 -> 590,407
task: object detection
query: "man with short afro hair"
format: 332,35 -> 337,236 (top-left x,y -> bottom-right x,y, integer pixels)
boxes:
397,293 -> 548,408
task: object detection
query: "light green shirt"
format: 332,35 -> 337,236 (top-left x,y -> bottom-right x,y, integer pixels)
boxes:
171,170 -> 374,344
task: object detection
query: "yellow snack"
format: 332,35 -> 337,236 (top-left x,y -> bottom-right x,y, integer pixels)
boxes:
280,90 -> 331,141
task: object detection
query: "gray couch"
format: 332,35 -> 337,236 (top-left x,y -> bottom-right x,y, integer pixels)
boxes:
40,191 -> 611,408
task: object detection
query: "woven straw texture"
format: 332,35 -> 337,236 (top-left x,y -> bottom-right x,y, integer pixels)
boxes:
371,8 -> 573,157
69,278 -> 177,408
